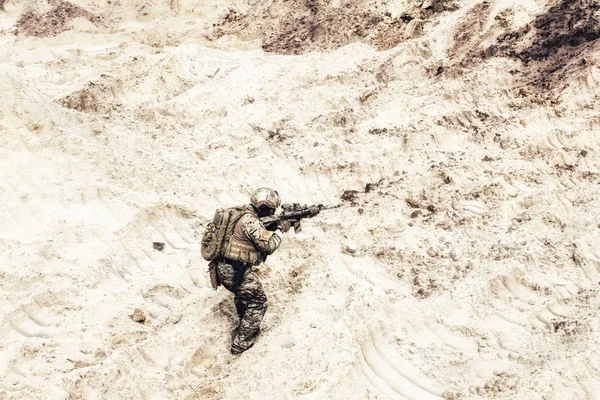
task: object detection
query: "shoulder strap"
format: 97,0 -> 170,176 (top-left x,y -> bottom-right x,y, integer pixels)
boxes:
224,206 -> 254,237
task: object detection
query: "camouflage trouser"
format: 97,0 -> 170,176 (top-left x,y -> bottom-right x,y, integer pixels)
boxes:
216,261 -> 267,353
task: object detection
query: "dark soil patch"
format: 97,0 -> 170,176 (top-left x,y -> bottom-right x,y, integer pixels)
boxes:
486,0 -> 600,91
341,190 -> 359,204
508,0 -> 600,62
15,0 -> 102,37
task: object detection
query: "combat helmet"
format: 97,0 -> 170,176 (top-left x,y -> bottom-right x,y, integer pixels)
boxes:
250,187 -> 281,216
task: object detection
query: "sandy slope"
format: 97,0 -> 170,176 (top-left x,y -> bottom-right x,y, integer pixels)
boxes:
1,0 -> 599,398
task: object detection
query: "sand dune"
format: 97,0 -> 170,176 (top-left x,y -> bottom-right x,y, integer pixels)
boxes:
1,0 -> 599,398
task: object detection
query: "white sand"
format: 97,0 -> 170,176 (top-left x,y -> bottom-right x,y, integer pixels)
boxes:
1,0 -> 599,398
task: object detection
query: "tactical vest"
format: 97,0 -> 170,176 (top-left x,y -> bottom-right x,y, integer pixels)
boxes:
221,207 -> 264,265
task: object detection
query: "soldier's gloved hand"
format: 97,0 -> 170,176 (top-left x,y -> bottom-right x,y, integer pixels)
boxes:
264,221 -> 279,231
278,220 -> 291,233
308,206 -> 321,217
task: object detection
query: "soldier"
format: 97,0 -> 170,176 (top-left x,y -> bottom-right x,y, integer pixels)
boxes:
215,187 -> 291,355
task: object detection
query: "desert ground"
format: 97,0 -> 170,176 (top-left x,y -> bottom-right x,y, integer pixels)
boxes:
1,0 -> 599,398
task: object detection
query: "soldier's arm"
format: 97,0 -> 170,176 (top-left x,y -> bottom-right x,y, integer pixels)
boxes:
241,214 -> 282,255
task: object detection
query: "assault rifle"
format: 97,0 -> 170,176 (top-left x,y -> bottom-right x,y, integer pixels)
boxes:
261,203 -> 340,233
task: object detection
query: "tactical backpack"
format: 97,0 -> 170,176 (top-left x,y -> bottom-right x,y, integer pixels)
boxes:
201,207 -> 248,261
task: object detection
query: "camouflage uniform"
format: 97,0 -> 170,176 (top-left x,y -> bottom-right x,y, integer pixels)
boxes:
217,212 -> 282,354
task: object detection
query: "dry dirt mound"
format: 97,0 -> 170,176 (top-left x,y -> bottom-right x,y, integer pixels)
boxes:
15,0 -> 102,37
214,0 -> 458,54
58,74 -> 123,114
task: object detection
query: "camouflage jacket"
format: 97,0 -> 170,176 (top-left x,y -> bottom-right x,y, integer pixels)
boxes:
221,206 -> 282,265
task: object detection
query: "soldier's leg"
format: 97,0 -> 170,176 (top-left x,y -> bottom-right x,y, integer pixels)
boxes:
234,297 -> 247,319
215,261 -> 244,342
231,269 -> 267,354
